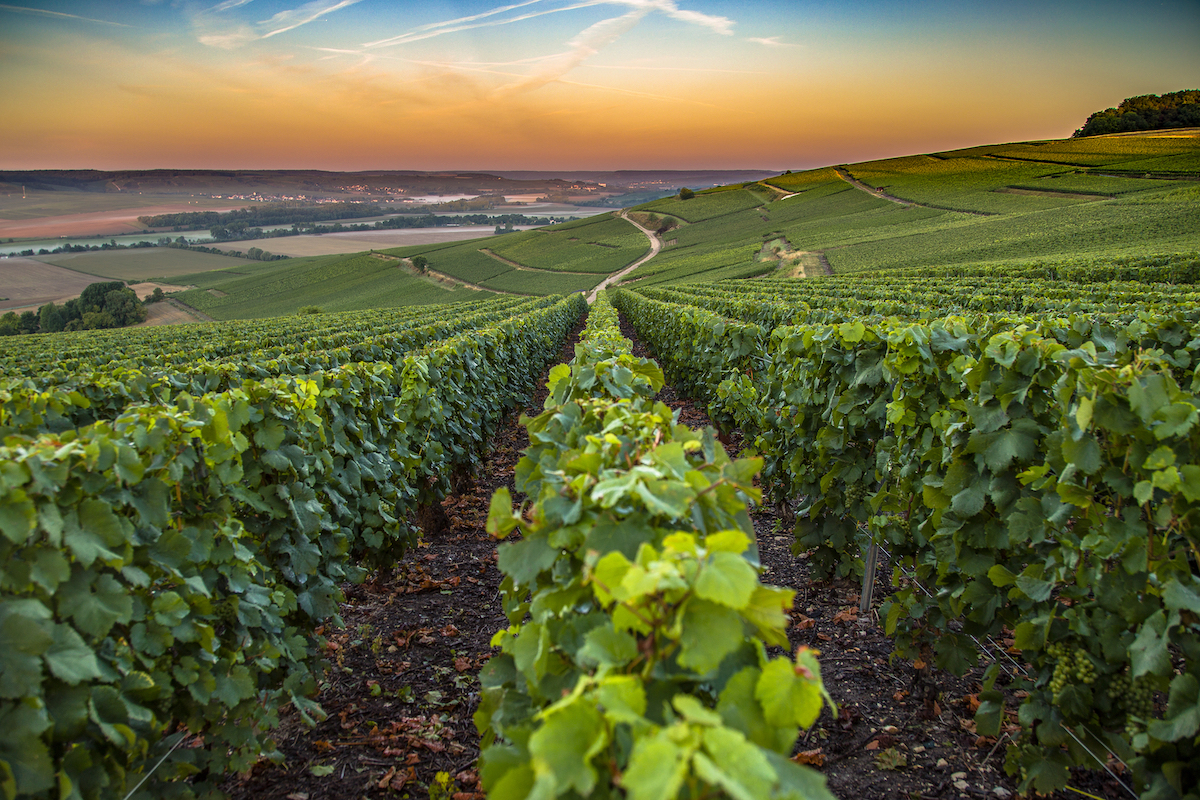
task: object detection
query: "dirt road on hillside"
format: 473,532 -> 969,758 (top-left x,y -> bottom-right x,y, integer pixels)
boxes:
587,210 -> 661,303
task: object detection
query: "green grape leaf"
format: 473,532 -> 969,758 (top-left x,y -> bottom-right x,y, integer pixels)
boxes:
699,727 -> 776,800
0,605 -> 52,698
44,624 -> 102,685
672,694 -> 723,727
694,552 -> 757,609
595,676 -> 646,723
1130,610 -> 1172,678
678,599 -> 743,674
528,700 -> 605,796
0,701 -> 53,794
578,623 -> 637,669
0,490 -> 36,545
486,487 -> 520,539
756,658 -> 823,730
624,734 -> 685,800
1147,674 -> 1199,742
59,572 -> 134,638
740,585 -> 794,647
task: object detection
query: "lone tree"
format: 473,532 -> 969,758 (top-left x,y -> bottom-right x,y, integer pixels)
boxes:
679,187 -> 695,200
411,255 -> 429,274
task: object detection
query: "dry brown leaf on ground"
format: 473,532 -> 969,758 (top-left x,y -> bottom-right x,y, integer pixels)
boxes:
833,607 -> 858,625
792,613 -> 816,630
792,749 -> 826,767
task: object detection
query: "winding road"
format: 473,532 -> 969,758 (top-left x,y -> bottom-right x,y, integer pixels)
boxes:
586,210 -> 661,304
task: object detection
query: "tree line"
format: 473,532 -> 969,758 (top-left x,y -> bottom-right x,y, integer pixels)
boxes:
205,212 -> 570,244
138,202 -> 388,230
0,281 -> 148,336
1073,89 -> 1200,137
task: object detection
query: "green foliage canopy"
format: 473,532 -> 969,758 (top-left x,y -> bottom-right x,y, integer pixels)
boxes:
1074,90 -> 1200,137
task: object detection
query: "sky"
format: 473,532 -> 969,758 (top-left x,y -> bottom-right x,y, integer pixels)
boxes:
0,0 -> 1197,172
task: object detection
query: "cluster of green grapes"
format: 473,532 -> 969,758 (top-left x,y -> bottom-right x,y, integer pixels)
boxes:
1046,641 -> 1096,702
1107,671 -> 1156,737
844,482 -> 868,506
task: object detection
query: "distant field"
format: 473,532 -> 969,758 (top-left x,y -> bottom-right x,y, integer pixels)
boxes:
220,226 -> 526,257
413,247 -> 510,285
844,133 -> 1200,215
376,214 -> 649,292
643,187 -> 765,223
0,193 -> 246,239
169,252 -> 487,319
0,189 -> 243,221
0,257 -> 99,310
479,270 -> 601,295
825,184 -> 1200,273
487,215 -> 647,273
763,167 -> 844,193
34,248 -> 258,281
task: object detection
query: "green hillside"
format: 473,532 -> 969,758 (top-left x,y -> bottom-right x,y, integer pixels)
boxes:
619,130 -> 1200,286
170,252 -> 488,319
377,212 -> 641,294
154,131 -> 1200,319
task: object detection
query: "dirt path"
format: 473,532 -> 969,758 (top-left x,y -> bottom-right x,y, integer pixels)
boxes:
163,296 -> 214,322
833,167 -> 993,216
478,248 -> 596,276
586,210 -> 661,303
395,256 -> 524,296
833,166 -> 919,207
782,250 -> 833,278
137,300 -> 206,327
758,235 -> 833,279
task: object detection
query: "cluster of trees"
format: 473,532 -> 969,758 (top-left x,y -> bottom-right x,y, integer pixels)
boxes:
167,241 -> 287,261
0,281 -> 147,336
138,202 -> 387,231
643,213 -> 680,235
12,238 -> 174,258
138,202 -> 561,236
576,189 -> 677,208
1073,90 -> 1200,137
205,212 -> 571,245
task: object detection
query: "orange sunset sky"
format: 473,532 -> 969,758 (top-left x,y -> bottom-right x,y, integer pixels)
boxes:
1,0 -> 1198,171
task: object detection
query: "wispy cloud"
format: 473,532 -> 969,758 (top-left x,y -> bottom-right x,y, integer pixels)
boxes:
358,0 -> 735,103
195,0 -> 362,48
209,0 -> 254,12
496,7 -> 649,95
261,0 -> 363,38
747,36 -> 798,47
0,3 -> 130,27
363,1 -> 593,49
364,0 -> 734,48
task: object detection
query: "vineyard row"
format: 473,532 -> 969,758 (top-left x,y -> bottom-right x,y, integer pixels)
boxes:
0,294 -> 586,799
612,287 -> 1200,799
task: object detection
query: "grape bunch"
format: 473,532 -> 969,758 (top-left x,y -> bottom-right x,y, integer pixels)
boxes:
1108,670 -> 1156,736
844,482 -> 867,506
1046,641 -> 1096,703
